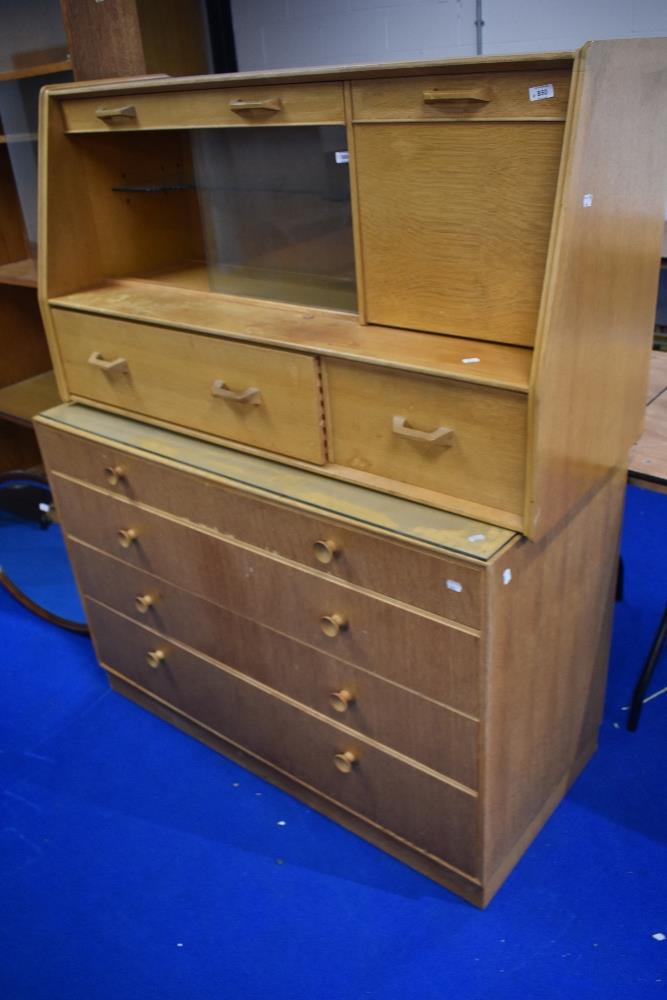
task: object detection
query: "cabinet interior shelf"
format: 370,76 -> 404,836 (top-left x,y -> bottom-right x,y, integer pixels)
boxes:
0,58 -> 72,83
0,258 -> 37,288
0,371 -> 60,426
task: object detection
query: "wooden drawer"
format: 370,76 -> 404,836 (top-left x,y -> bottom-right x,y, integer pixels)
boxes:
38,424 -> 483,628
351,69 -> 571,121
76,547 -> 478,786
53,477 -> 481,714
52,308 -> 324,464
325,360 -> 527,515
60,83 -> 346,132
89,601 -> 479,875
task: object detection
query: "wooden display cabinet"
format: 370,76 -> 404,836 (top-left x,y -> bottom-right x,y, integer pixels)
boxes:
39,39 -> 667,537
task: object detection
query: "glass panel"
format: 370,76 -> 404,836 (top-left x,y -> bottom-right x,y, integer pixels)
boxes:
192,126 -> 357,311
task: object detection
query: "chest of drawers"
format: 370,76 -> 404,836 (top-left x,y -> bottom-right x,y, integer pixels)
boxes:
38,39 -> 667,539
36,402 -> 625,906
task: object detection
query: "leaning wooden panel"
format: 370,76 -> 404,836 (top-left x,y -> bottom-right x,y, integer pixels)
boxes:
527,38 -> 667,538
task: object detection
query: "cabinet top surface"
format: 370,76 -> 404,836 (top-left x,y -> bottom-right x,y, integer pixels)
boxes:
38,404 -> 516,561
43,50 -> 577,99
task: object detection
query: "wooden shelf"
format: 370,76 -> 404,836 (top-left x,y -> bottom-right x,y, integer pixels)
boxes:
0,258 -> 37,288
0,133 -> 37,145
0,58 -> 72,83
51,272 -> 533,392
0,371 -> 60,426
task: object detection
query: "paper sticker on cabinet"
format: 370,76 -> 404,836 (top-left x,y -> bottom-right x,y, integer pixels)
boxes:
446,579 -> 463,593
462,357 -> 481,364
529,84 -> 554,101
335,151 -> 349,164
502,568 -> 512,586
582,193 -> 593,208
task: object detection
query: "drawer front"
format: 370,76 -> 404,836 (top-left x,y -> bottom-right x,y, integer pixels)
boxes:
90,601 -> 479,875
60,83 -> 346,133
351,69 -> 571,121
38,424 -> 483,628
53,477 -> 481,714
326,360 -> 527,515
52,309 -> 324,464
76,547 -> 478,787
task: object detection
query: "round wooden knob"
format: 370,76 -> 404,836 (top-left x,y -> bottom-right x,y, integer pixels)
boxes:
104,465 -> 125,486
313,539 -> 340,565
146,649 -> 165,669
135,593 -> 154,614
333,751 -> 358,774
320,613 -> 347,638
329,689 -> 355,713
117,527 -> 137,549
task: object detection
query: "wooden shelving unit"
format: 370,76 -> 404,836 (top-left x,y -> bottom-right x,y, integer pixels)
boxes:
0,371 -> 60,426
0,258 -> 36,287
0,57 -> 72,83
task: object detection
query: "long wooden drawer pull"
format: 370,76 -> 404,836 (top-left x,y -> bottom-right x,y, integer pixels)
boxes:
230,97 -> 282,114
422,87 -> 492,104
211,379 -> 262,405
329,689 -> 355,714
392,415 -> 454,446
146,649 -> 165,669
117,527 -> 137,549
320,613 -> 347,638
104,465 -> 125,486
313,539 -> 340,565
135,593 -> 155,614
96,105 -> 137,121
334,751 -> 358,774
88,351 -> 129,374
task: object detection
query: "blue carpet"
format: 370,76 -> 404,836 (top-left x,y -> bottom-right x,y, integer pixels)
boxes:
0,484 -> 665,1000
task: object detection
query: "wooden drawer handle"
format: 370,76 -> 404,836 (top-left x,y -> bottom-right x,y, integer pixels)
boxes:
329,689 -> 355,714
96,105 -> 137,121
88,351 -> 129,374
146,649 -> 165,669
230,97 -> 282,114
313,539 -> 340,565
104,465 -> 125,486
117,527 -> 137,549
320,613 -> 347,638
334,751 -> 358,774
422,87 -> 492,104
211,379 -> 262,405
392,415 -> 454,446
135,593 -> 155,614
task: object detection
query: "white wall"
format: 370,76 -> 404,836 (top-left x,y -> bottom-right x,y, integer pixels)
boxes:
231,0 -> 667,71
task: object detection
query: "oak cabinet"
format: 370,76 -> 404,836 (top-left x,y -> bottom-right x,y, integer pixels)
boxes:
39,40 -> 667,537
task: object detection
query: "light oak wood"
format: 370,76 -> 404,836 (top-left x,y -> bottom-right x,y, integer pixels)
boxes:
325,360 -> 527,514
481,469 -> 625,882
0,58 -> 71,82
48,475 -> 482,714
0,371 -> 60,426
526,39 -> 667,537
73,556 -> 479,785
89,603 -> 479,876
0,258 -> 37,288
36,404 -> 514,563
354,121 -> 564,344
109,672 -> 486,904
52,309 -> 325,464
49,285 -> 532,390
37,406 -> 628,905
351,69 -> 571,122
61,83 -> 346,133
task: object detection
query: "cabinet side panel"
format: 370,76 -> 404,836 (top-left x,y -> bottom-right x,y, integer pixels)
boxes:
527,38 -> 667,538
481,470 -> 625,891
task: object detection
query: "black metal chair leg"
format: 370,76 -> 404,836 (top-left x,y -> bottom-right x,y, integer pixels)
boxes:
616,555 -> 624,602
627,602 -> 667,731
